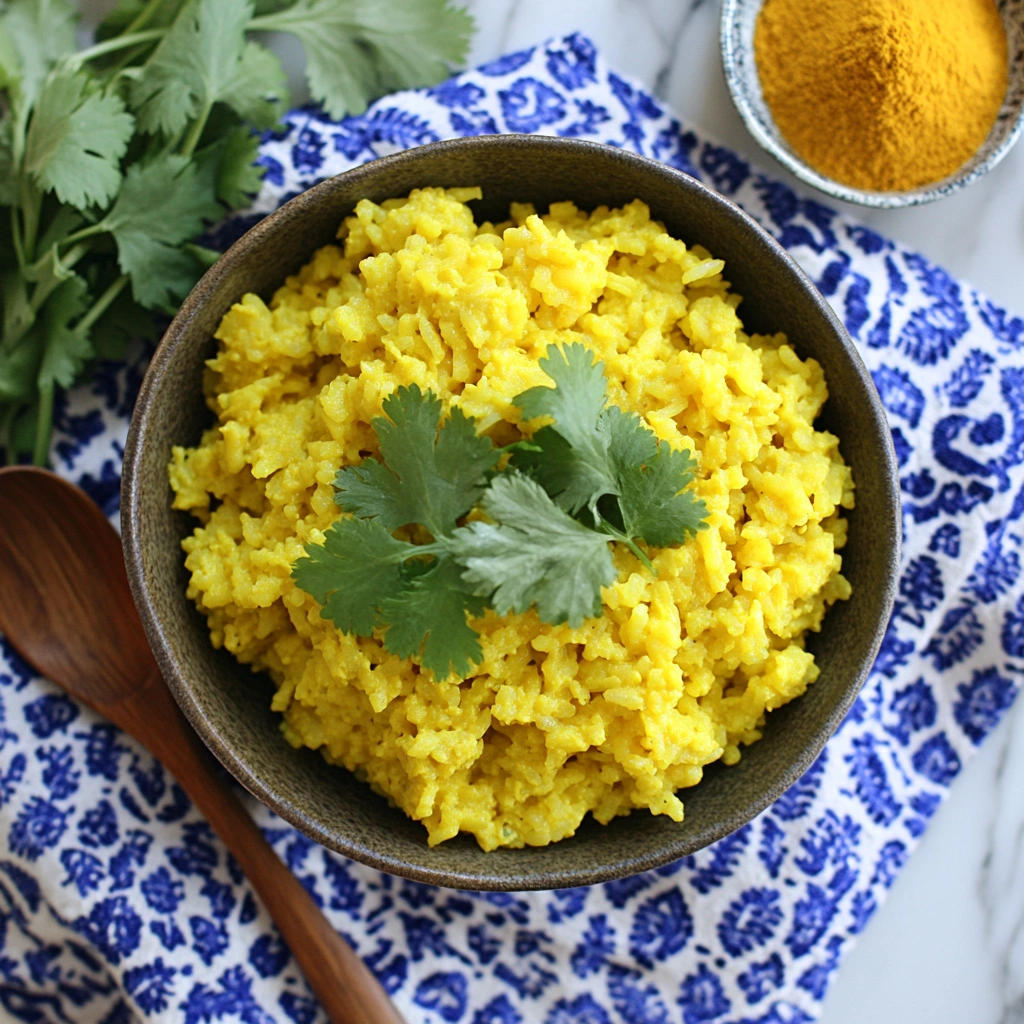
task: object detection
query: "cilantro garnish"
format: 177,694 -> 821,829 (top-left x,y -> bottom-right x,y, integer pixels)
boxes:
336,384 -> 499,537
0,0 -> 474,465
449,471 -> 617,628
291,517 -> 414,638
292,386 -> 496,680
293,355 -> 709,681
512,344 -> 708,571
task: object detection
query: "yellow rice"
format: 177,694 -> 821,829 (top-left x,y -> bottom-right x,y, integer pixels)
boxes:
169,187 -> 854,850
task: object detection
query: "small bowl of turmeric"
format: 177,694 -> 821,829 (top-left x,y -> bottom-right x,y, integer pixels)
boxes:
721,0 -> 1024,208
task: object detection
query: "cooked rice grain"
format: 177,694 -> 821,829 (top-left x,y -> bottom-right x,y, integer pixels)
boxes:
170,188 -> 853,849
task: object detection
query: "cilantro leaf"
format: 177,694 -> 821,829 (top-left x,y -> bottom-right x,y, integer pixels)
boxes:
292,516 -> 413,637
37,274 -> 92,391
100,154 -> 221,308
616,443 -> 708,548
379,555 -> 483,679
131,0 -> 286,137
602,404 -> 659,473
512,343 -> 709,558
249,0 -> 473,119
513,343 -> 621,514
0,0 -> 77,106
24,69 -> 134,210
297,385 -> 496,678
450,472 -> 616,628
212,126 -> 266,207
0,325 -> 43,402
333,455 -> 409,530
510,424 -> 610,516
336,385 -> 499,537
516,342 -> 610,462
294,518 -> 482,679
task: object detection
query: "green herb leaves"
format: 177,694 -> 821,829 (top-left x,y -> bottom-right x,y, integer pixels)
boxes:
336,385 -> 499,536
378,557 -> 485,681
24,69 -> 134,208
513,342 -> 619,513
0,0 -> 77,107
292,517 -> 418,637
0,0 -> 474,467
131,0 -> 286,139
616,442 -> 707,548
100,154 -> 223,308
293,347 -> 709,680
451,472 -> 616,628
292,386 -> 495,679
511,343 -> 708,568
248,0 -> 474,120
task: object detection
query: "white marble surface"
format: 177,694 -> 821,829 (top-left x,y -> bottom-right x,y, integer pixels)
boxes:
457,1 -> 1024,1021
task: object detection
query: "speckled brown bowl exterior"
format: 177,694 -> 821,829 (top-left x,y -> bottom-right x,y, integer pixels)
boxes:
122,135 -> 899,891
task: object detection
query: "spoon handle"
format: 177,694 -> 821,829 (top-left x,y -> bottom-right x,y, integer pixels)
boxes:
128,670 -> 406,1024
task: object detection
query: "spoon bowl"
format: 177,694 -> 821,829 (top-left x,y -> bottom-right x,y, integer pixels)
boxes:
0,466 -> 404,1024
0,466 -> 153,708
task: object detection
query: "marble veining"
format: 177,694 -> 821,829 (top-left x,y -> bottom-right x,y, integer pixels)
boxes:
981,705 -> 1024,1023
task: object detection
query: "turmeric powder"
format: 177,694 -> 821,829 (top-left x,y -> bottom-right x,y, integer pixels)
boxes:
754,0 -> 1008,192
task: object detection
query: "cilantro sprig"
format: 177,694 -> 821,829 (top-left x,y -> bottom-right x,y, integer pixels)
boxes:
293,347 -> 709,681
292,386 -> 497,680
0,0 -> 473,466
511,344 -> 708,572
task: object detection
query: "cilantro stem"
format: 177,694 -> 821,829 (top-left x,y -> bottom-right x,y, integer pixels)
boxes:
20,177 -> 41,264
27,245 -> 88,317
0,242 -> 90,355
32,382 -> 53,467
124,0 -> 168,34
27,275 -> 130,469
68,29 -> 165,66
179,100 -> 214,158
595,516 -> 657,575
61,223 -> 110,248
78,275 -> 130,334
10,204 -> 25,269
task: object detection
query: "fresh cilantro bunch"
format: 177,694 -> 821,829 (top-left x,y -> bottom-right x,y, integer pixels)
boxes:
293,345 -> 709,681
0,0 -> 473,465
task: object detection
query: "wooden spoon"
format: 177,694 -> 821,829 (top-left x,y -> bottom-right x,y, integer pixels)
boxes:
0,466 -> 404,1024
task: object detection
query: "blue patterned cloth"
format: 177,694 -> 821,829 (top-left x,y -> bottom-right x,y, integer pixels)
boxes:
3,33 -> 1024,1024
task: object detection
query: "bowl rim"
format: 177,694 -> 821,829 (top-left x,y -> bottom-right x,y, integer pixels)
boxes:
122,133 -> 899,889
720,0 -> 1024,209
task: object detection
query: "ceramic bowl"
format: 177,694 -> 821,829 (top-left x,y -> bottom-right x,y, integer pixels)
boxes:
122,135 -> 899,890
721,0 -> 1024,208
